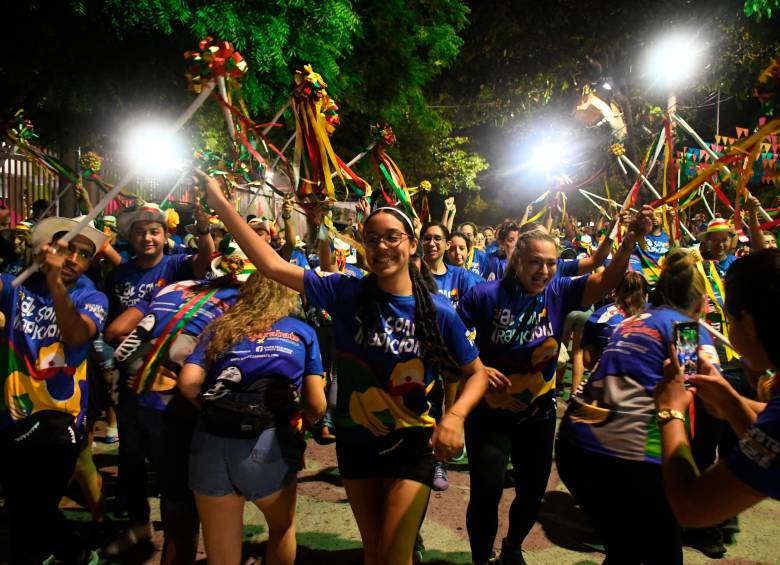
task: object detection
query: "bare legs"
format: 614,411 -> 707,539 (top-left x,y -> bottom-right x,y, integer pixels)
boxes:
196,481 -> 297,565
344,478 -> 431,565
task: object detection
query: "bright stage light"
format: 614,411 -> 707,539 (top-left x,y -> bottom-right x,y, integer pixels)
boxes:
643,31 -> 706,91
602,82 -> 612,91
125,123 -> 186,173
530,140 -> 564,172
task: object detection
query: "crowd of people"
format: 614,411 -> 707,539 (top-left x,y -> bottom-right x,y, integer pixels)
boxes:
0,177 -> 778,565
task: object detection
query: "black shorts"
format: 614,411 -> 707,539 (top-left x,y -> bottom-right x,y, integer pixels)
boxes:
335,427 -> 436,487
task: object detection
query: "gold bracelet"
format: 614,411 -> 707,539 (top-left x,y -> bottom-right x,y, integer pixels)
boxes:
656,408 -> 685,426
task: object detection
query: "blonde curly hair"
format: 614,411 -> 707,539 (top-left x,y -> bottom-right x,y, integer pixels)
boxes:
203,271 -> 301,366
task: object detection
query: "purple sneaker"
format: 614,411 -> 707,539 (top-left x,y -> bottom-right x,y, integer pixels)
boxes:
432,461 -> 449,491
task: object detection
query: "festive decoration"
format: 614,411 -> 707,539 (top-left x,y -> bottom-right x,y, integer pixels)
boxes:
408,180 -> 432,221
756,59 -> 780,117
369,123 -> 417,218
291,64 -> 371,222
609,143 -> 625,157
184,37 -> 248,93
7,109 -> 37,144
79,151 -> 102,175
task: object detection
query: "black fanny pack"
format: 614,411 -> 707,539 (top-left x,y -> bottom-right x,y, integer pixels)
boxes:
201,376 -> 298,439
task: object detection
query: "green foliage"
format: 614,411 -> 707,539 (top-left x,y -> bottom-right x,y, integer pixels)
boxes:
430,136 -> 489,196
745,0 -> 780,19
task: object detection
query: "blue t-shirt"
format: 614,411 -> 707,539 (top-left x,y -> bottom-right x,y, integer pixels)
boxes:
465,248 -> 490,278
557,258 -> 580,278
486,251 -> 508,281
580,303 -> 628,353
632,231 -> 670,283
106,253 -> 194,321
0,273 -> 108,429
289,249 -> 311,270
303,270 -> 479,441
115,280 -> 240,411
727,393 -> 780,500
2,256 -> 26,276
458,276 -> 588,415
485,241 -> 498,255
432,264 -> 482,309
561,307 -> 720,463
188,316 -> 323,393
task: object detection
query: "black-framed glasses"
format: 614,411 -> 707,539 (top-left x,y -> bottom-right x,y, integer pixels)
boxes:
364,231 -> 409,248
422,235 -> 444,243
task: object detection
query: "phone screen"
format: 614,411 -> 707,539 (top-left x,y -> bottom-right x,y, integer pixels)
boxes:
674,322 -> 699,377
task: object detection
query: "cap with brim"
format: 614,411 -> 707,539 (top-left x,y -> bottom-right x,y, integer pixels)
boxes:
31,216 -> 109,256
210,241 -> 256,282
697,218 -> 735,240
248,217 -> 275,235
117,203 -> 167,238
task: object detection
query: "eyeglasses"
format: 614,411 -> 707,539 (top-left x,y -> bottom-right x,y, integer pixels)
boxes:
422,235 -> 444,243
364,231 -> 409,248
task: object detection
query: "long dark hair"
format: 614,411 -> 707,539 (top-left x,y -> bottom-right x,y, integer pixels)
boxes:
357,208 -> 457,373
725,248 -> 780,370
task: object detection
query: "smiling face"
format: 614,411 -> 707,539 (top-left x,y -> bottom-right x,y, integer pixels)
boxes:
363,211 -> 416,279
483,227 -> 495,244
422,225 -> 447,266
447,235 -> 469,267
130,220 -> 166,260
763,231 -> 777,249
703,231 -> 731,260
513,238 -> 558,295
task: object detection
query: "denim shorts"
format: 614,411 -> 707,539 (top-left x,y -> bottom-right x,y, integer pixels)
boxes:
189,425 -> 302,501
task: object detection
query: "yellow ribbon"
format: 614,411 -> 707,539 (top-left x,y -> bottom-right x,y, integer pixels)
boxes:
696,260 -> 737,361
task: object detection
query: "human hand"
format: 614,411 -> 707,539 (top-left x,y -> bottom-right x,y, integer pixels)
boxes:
485,366 -> 512,393
627,205 -> 653,239
431,412 -> 464,461
444,196 -> 455,212
356,197 -> 370,221
37,240 -> 69,288
412,216 -> 422,238
747,195 -> 761,216
687,360 -> 739,421
282,194 -> 294,219
193,169 -> 228,211
655,344 -> 694,414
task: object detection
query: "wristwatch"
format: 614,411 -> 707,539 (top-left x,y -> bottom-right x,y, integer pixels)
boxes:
656,408 -> 685,426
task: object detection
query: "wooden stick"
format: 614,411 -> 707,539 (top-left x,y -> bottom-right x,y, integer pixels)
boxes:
12,81 -> 216,288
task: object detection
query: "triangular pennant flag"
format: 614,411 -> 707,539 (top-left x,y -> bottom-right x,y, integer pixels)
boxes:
716,135 -> 722,144
736,127 -> 749,138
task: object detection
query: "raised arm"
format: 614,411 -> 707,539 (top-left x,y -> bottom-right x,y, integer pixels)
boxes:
578,215 -> 617,274
40,242 -> 99,347
191,202 -> 216,278
747,195 -> 766,252
280,194 -> 296,261
580,206 -> 652,307
195,170 -> 305,293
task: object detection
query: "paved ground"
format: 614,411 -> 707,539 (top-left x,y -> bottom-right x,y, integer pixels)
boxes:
2,408 -> 778,565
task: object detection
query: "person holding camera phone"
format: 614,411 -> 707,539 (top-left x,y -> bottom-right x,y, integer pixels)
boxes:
557,249 -> 720,564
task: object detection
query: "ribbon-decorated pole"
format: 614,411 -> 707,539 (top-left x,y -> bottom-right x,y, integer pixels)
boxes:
217,77 -> 237,139
672,112 -> 772,223
262,100 -> 291,137
334,143 -> 376,177
578,189 -> 611,219
159,169 -> 192,209
700,185 -> 717,220
619,154 -> 662,199
12,81 -> 216,288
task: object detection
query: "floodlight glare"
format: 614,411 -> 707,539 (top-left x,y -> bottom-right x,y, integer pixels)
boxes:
602,82 -> 612,91
126,123 -> 186,173
644,31 -> 706,91
530,141 -> 563,172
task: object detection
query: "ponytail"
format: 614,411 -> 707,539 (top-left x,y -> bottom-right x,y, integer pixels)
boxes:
651,248 -> 706,311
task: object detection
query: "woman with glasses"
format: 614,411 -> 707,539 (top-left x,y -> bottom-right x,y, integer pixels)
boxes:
457,209 -> 652,565
422,223 -> 483,310
195,170 -> 489,565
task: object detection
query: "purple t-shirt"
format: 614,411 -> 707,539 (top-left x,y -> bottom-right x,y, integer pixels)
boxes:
458,276 -> 588,416
728,393 -> 780,500
187,316 -> 323,393
432,264 -> 482,309
0,273 -> 108,429
106,253 -> 193,320
303,270 -> 478,441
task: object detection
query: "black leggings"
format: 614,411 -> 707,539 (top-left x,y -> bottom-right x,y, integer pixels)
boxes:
556,437 -> 682,565
465,404 -> 556,562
